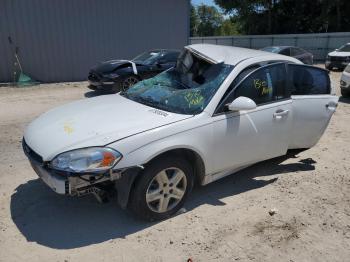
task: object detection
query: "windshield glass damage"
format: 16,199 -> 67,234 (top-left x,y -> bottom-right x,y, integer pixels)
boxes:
122,49 -> 233,114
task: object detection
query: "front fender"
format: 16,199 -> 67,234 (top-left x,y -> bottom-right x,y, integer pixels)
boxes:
108,115 -> 214,175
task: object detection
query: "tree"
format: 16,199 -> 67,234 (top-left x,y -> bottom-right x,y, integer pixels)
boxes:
215,0 -> 350,34
190,4 -> 200,36
196,4 -> 223,36
218,19 -> 239,36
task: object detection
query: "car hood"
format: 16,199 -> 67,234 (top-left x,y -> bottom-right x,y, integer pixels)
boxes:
328,51 -> 350,57
24,94 -> 192,161
92,60 -> 142,74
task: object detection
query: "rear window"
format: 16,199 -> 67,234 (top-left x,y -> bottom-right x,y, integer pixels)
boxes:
289,64 -> 330,95
280,48 -> 291,56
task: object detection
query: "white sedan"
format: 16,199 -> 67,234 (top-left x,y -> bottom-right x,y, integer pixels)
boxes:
23,44 -> 338,221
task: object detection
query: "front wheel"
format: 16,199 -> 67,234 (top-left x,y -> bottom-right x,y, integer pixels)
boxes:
121,75 -> 139,91
129,156 -> 194,221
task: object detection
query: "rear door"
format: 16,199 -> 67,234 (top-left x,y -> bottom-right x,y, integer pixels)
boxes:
288,64 -> 338,149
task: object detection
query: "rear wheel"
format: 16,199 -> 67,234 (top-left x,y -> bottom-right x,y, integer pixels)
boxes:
129,156 -> 194,221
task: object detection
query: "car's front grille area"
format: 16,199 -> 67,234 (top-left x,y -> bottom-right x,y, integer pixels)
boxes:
22,139 -> 43,164
330,56 -> 347,62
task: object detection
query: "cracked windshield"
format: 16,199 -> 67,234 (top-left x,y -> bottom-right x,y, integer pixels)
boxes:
121,50 -> 233,114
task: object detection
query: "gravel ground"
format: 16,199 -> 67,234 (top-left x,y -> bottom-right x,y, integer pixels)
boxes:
0,68 -> 349,262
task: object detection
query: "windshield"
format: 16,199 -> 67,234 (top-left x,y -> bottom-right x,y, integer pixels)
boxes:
261,47 -> 281,53
132,51 -> 163,65
122,50 -> 233,115
338,44 -> 350,52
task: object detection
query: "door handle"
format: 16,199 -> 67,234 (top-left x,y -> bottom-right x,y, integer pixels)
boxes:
273,109 -> 289,119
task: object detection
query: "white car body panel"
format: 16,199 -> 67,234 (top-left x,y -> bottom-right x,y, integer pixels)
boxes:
211,99 -> 293,173
24,44 -> 338,188
24,95 -> 192,161
289,95 -> 338,149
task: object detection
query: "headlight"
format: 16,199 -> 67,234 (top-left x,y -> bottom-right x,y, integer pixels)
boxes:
50,147 -> 122,173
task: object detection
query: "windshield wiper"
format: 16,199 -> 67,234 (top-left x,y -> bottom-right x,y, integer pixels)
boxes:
136,96 -> 159,107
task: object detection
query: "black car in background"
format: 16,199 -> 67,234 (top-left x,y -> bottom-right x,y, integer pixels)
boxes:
261,46 -> 313,65
88,49 -> 180,93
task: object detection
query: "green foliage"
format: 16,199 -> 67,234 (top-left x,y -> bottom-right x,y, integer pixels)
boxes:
190,4 -> 239,37
190,4 -> 200,37
196,4 -> 223,36
215,0 -> 350,34
218,19 -> 239,36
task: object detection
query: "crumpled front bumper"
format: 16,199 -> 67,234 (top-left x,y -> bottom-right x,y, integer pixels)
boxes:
22,139 -> 141,207
30,160 -> 68,194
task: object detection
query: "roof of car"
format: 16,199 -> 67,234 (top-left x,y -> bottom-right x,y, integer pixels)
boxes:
186,44 -> 298,65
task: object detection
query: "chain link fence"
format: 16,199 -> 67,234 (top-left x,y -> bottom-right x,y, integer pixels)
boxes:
190,32 -> 350,61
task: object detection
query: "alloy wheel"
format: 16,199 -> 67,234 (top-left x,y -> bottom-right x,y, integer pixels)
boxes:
146,167 -> 187,213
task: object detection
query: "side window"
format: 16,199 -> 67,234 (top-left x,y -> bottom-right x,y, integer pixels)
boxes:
232,63 -> 288,105
280,48 -> 291,56
288,64 -> 330,95
216,64 -> 261,110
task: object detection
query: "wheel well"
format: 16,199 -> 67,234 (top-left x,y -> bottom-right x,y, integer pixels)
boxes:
145,148 -> 206,185
125,148 -> 205,208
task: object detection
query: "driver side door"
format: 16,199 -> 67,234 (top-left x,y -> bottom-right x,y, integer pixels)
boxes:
210,63 -> 292,175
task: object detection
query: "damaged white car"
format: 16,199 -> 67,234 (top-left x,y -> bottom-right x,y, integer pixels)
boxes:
23,44 -> 338,221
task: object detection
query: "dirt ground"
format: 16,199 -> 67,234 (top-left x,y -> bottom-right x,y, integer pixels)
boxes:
0,69 -> 349,262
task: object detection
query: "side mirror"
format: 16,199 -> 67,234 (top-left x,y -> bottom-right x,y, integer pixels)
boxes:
335,49 -> 339,52
227,96 -> 257,111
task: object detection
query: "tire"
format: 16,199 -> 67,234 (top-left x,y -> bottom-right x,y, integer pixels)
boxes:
121,75 -> 140,92
341,89 -> 349,97
129,156 -> 194,221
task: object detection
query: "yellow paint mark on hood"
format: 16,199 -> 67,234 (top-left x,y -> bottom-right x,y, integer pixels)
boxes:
63,122 -> 74,134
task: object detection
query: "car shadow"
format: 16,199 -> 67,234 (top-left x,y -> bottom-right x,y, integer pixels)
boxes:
339,96 -> 350,104
10,153 -> 316,250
